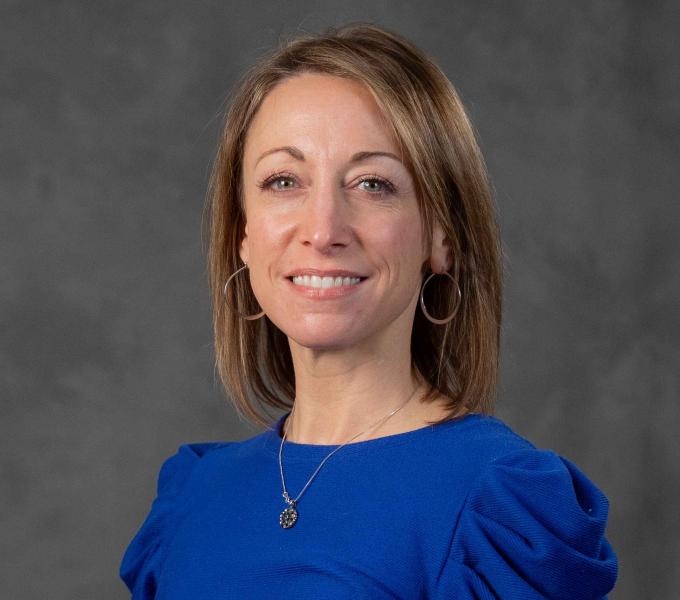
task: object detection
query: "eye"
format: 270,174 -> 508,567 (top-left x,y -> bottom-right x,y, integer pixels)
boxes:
255,172 -> 397,196
356,175 -> 396,195
256,172 -> 296,192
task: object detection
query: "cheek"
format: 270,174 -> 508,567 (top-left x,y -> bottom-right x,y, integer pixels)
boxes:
369,213 -> 423,271
243,214 -> 293,302
246,214 -> 287,258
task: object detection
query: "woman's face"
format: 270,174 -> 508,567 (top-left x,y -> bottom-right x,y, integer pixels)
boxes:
240,72 -> 448,351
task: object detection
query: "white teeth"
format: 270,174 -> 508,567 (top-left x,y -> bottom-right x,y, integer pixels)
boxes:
291,275 -> 362,288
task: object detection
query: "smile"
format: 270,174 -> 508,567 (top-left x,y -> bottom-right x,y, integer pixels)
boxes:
291,275 -> 363,288
285,275 -> 369,299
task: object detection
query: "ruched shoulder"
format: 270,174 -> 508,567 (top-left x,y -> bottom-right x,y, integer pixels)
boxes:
119,442 -> 225,599
433,447 -> 618,599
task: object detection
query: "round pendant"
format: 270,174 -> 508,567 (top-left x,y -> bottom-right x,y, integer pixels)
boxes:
279,502 -> 298,529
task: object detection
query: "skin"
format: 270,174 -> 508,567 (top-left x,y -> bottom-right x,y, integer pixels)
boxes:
240,72 -> 453,444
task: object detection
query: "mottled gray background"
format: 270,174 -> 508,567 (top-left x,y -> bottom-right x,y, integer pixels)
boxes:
2,1 -> 677,598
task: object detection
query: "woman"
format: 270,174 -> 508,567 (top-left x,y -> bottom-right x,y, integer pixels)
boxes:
120,23 -> 618,598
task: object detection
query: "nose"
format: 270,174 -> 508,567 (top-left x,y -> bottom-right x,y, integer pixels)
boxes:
298,180 -> 352,254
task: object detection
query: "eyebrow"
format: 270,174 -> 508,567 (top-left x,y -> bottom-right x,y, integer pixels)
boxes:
254,146 -> 402,167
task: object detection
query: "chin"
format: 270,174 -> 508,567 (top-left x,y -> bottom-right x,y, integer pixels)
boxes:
284,322 -> 366,351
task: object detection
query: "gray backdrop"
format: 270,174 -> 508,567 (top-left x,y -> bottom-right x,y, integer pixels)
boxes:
2,1 -> 677,598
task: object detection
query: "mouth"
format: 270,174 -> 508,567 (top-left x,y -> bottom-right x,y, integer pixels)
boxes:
286,274 -> 369,288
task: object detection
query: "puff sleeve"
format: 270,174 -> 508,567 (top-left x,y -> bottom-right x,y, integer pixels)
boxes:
433,447 -> 619,599
119,443 -> 214,599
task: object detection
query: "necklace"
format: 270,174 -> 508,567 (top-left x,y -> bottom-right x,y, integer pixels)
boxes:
277,386 -> 421,529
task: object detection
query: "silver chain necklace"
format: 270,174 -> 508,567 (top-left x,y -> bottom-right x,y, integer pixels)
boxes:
277,386 -> 421,529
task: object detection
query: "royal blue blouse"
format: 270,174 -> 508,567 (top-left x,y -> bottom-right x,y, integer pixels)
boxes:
120,412 -> 618,598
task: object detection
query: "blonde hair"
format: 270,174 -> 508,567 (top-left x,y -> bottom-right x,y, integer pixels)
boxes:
204,22 -> 503,429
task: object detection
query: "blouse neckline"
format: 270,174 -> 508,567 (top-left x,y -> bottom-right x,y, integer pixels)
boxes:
261,410 -> 486,461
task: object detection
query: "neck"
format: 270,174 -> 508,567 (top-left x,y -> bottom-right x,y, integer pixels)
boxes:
282,348 -> 450,445
283,383 -> 428,445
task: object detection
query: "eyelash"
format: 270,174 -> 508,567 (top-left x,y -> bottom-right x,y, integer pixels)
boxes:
256,171 -> 397,196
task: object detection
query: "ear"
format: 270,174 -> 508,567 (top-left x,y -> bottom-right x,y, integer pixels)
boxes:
238,222 -> 249,264
429,221 -> 453,273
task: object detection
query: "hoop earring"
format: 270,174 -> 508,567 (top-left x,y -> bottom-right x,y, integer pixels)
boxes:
419,271 -> 461,325
223,262 -> 265,320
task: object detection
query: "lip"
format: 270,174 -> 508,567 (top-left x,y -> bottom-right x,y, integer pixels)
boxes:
285,268 -> 369,278
285,274 -> 368,300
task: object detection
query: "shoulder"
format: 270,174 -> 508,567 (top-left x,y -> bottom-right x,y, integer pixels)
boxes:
155,441 -> 230,494
431,421 -> 619,599
435,412 -> 538,468
119,441 -> 231,597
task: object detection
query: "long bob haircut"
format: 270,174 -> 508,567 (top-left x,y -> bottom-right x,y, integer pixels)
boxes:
204,23 -> 503,429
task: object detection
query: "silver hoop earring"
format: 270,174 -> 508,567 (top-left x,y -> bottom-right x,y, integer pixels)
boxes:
223,262 -> 265,320
419,271 -> 461,325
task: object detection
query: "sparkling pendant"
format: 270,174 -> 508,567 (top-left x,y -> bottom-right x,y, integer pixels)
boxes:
279,500 -> 298,529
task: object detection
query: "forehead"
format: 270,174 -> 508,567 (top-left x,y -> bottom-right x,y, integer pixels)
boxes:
243,73 -> 400,163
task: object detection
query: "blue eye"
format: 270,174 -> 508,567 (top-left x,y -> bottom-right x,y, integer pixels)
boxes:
257,173 -> 296,191
357,176 -> 396,195
271,176 -> 295,191
256,172 -> 397,196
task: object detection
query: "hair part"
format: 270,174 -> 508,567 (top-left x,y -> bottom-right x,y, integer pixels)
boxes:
203,22 -> 503,429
